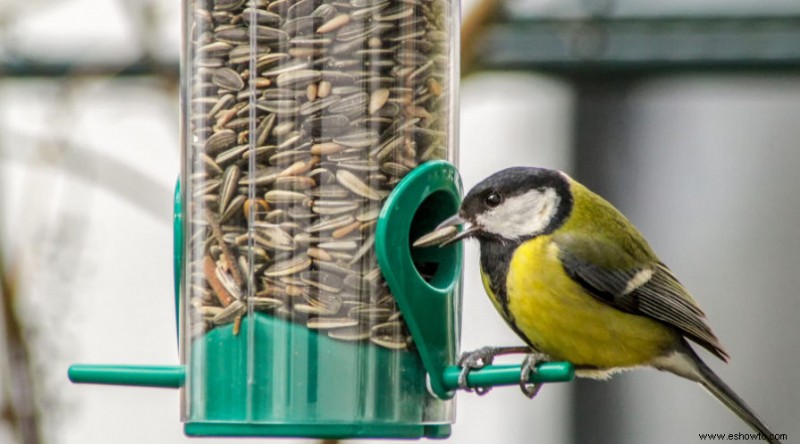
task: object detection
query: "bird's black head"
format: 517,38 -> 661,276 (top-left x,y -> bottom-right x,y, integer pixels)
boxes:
440,167 -> 574,243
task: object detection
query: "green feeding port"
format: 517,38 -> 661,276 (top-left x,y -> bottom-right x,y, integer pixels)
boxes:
376,161 -> 464,400
67,161 -> 575,439
409,189 -> 461,291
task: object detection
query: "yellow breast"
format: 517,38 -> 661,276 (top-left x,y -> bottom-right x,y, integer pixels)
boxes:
489,236 -> 680,369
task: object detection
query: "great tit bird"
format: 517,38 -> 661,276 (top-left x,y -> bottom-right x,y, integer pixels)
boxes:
435,166 -> 780,443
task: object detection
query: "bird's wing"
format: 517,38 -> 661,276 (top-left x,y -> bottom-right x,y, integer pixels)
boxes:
553,232 -> 729,361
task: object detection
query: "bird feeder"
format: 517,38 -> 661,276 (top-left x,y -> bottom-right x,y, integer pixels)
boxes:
68,0 -> 573,438
69,162 -> 573,438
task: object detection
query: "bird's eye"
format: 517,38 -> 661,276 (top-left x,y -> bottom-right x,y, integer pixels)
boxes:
485,192 -> 502,207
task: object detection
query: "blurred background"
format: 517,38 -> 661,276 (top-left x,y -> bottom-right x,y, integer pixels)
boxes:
1,0 -> 799,443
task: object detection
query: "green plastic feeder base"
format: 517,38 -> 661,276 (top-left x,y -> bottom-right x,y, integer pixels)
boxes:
184,422 -> 450,439
185,314 -> 451,438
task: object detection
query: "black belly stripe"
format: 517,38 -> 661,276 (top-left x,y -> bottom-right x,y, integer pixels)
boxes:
478,239 -> 513,313
479,238 -> 537,349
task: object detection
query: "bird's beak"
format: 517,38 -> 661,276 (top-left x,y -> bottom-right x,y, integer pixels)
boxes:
437,214 -> 479,246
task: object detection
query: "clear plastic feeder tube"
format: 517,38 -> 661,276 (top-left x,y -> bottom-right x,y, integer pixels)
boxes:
181,0 -> 458,435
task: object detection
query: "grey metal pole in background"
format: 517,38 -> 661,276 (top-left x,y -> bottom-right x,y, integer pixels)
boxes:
572,75 -> 800,444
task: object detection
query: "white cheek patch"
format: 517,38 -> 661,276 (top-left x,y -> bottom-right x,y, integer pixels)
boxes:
476,188 -> 560,240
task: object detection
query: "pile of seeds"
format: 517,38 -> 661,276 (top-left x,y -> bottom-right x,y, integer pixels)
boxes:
185,0 -> 452,350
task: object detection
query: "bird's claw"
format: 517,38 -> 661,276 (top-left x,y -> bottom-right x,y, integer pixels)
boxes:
519,352 -> 550,399
457,345 -> 533,395
457,346 -> 499,395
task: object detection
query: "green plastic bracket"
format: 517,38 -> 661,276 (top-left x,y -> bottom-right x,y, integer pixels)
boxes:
68,364 -> 185,388
173,178 -> 182,339
65,361 -> 574,392
376,160 -> 463,400
66,178 -> 188,391
442,362 -> 574,390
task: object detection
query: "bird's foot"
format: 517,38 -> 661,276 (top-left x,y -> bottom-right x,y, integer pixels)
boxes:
457,345 -> 531,395
519,352 -> 551,399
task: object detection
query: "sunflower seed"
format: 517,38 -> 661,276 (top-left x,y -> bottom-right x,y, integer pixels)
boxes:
310,142 -> 344,155
315,260 -> 354,276
255,113 -> 276,145
336,169 -> 381,200
264,254 -> 311,277
369,321 -> 410,349
333,131 -> 379,148
264,189 -> 307,204
369,88 -> 390,114
328,92 -> 369,115
214,145 -> 249,165
214,0 -> 245,12
215,27 -> 249,44
307,247 -> 333,261
306,83 -> 318,101
242,8 -> 283,27
220,194 -> 246,223
299,273 -> 340,295
294,303 -> 334,315
304,290 -> 342,307
328,326 -> 370,340
312,200 -> 360,215
253,225 -> 296,251
262,60 -> 311,77
212,299 -> 246,325
199,153 -> 224,175
205,129 -> 237,154
329,218 -> 359,237
317,80 -> 332,97
256,99 -> 300,114
316,14 -> 350,33
251,297 -> 284,310
252,26 -> 289,43
348,306 -> 392,323
298,94 -> 340,115
275,69 -> 321,88
347,232 -> 375,264
306,214 -> 356,232
413,225 -> 457,248
301,115 -> 349,136
198,305 -> 224,320
219,165 -> 241,213
307,317 -> 359,329
350,3 -> 391,20
212,67 -> 245,91
355,207 -> 380,222
318,240 -> 358,250
215,266 -> 243,301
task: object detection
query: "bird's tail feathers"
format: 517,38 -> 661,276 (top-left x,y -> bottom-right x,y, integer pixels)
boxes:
653,344 -> 781,444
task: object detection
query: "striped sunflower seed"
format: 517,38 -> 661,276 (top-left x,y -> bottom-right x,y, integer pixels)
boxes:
413,225 -> 458,248
264,254 -> 311,277
336,169 -> 382,200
